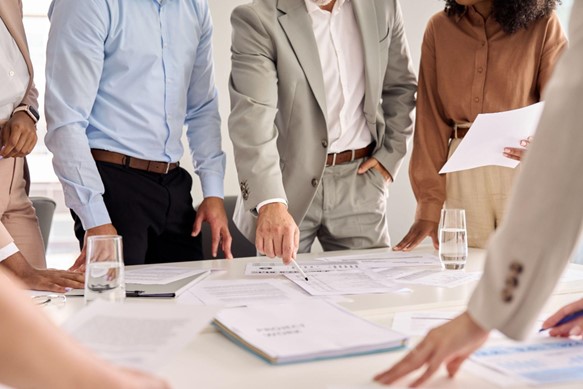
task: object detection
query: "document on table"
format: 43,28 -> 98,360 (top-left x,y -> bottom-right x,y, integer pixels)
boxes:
124,266 -> 208,284
63,300 -> 218,370
245,261 -> 360,276
389,269 -> 481,288
318,251 -> 441,267
440,102 -> 545,174
470,338 -> 583,386
285,270 -> 406,296
187,279 -> 310,307
214,300 -> 408,364
390,310 -> 537,339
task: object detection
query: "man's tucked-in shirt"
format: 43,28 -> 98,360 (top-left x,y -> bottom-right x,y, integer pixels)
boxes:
410,7 -> 566,223
0,17 -> 29,124
45,0 -> 225,229
305,0 -> 372,153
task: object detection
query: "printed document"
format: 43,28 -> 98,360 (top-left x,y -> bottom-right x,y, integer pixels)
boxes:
318,251 -> 441,267
187,279 -> 310,307
390,269 -> 482,288
245,261 -> 360,276
124,266 -> 209,284
63,300 -> 218,370
471,338 -> 583,385
214,300 -> 408,364
440,102 -> 545,173
286,270 -> 406,296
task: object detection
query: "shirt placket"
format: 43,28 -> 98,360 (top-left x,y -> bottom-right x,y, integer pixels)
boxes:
158,0 -> 173,161
471,19 -> 488,118
331,8 -> 348,142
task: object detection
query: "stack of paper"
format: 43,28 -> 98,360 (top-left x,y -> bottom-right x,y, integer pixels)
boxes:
214,300 -> 408,364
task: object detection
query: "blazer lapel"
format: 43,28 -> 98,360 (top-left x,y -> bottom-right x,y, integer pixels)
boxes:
0,1 -> 34,88
277,0 -> 328,123
352,1 -> 380,124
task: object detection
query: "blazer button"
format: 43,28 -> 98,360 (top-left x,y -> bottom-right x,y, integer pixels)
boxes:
321,139 -> 328,148
311,178 -> 319,188
505,276 -> 519,288
501,288 -> 513,303
510,262 -> 524,274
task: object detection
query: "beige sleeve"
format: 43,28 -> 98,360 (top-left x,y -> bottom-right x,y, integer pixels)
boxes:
467,1 -> 583,339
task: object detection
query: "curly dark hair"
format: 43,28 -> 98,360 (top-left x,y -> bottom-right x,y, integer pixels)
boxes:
444,0 -> 561,34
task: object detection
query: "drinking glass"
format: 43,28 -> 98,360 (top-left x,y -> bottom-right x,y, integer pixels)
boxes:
438,209 -> 468,270
85,235 -> 125,303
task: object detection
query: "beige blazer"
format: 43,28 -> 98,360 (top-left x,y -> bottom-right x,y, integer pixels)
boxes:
467,0 -> 583,339
229,0 -> 416,241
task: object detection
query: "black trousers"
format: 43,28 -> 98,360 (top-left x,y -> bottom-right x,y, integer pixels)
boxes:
72,161 -> 203,265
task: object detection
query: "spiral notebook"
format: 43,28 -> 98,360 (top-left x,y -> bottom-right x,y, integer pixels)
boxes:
214,300 -> 408,364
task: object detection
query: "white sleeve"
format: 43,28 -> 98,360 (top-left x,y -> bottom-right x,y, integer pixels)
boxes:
0,243 -> 19,263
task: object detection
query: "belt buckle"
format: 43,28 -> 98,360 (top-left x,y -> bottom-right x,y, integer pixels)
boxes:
164,163 -> 170,174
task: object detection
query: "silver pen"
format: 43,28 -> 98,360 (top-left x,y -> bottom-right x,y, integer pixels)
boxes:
290,259 -> 309,281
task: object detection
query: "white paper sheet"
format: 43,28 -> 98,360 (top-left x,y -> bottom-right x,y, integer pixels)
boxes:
440,102 -> 545,173
63,300 -> 218,370
285,270 -> 405,296
187,279 -> 310,307
391,269 -> 482,288
124,266 -> 208,285
470,338 -> 583,386
245,261 -> 360,276
318,251 -> 441,267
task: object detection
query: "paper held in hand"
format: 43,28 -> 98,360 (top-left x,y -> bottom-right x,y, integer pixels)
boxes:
213,300 -> 408,364
440,102 -> 545,174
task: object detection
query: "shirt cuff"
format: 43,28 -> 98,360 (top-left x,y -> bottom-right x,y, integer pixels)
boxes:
200,172 -> 224,199
256,198 -> 288,213
74,198 -> 112,230
0,242 -> 19,263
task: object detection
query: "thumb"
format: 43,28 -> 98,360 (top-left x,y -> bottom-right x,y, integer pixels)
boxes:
192,212 -> 204,237
358,158 -> 375,174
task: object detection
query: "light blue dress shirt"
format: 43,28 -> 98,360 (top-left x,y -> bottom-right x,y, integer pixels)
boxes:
45,0 -> 225,230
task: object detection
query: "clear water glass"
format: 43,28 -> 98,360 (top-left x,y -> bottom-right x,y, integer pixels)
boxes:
438,209 -> 468,270
85,235 -> 125,303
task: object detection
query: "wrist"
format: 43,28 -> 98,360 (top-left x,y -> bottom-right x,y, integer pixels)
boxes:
12,105 -> 40,125
258,202 -> 287,215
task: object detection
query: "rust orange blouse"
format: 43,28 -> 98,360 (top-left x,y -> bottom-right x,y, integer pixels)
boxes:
410,7 -> 567,223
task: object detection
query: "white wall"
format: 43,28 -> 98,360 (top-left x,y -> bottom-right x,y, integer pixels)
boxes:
183,0 -> 443,243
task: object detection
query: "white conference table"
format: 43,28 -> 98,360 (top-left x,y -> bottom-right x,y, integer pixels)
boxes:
45,247 -> 583,389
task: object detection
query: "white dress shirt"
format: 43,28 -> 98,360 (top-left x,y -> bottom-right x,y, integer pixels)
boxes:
0,18 -> 29,124
305,0 -> 372,153
257,0 -> 371,212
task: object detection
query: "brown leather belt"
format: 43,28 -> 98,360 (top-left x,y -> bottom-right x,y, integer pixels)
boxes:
451,127 -> 469,139
326,143 -> 375,167
91,149 -> 179,174
451,122 -> 473,139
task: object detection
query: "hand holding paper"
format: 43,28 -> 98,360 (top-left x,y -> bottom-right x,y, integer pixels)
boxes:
440,102 -> 545,174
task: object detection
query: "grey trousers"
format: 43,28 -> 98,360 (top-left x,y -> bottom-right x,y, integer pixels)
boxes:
298,159 -> 390,253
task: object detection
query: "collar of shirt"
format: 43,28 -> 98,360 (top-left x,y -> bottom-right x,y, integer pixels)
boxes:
304,0 -> 348,15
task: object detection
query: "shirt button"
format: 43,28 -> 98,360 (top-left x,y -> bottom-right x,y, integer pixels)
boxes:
474,97 -> 480,103
477,67 -> 484,73
311,178 -> 319,188
321,139 -> 328,148
9,70 -> 15,77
